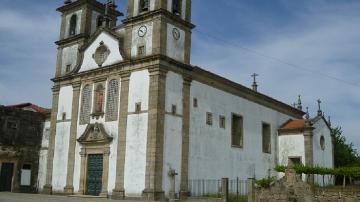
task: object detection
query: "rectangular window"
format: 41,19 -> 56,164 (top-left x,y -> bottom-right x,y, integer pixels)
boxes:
171,105 -> 177,115
65,64 -> 71,73
206,112 -> 213,126
138,45 -> 145,56
231,114 -> 243,148
262,123 -> 271,153
193,98 -> 198,108
7,121 -> 17,130
135,102 -> 142,113
20,164 -> 31,186
219,116 -> 226,129
62,112 -> 66,121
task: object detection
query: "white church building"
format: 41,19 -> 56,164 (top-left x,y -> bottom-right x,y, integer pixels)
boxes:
37,0 -> 334,200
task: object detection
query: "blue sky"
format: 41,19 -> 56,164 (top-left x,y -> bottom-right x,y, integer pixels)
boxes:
0,0 -> 359,150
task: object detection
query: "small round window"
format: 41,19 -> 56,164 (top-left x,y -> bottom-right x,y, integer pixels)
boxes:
320,136 -> 325,150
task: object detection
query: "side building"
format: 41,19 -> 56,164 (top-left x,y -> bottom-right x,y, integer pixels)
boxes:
0,103 -> 50,193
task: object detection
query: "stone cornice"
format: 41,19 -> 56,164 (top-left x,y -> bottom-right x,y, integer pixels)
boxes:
191,66 -> 305,119
278,126 -> 315,135
55,33 -> 88,46
56,0 -> 123,17
122,9 -> 195,30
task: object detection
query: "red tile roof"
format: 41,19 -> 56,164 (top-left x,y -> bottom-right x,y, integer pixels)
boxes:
6,103 -> 51,114
281,119 -> 306,129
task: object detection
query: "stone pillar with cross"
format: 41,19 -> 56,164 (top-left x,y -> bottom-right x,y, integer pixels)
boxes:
317,99 -> 323,116
251,73 -> 259,92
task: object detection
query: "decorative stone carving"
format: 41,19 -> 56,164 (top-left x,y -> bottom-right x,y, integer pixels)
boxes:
77,123 -> 113,144
92,42 -> 110,67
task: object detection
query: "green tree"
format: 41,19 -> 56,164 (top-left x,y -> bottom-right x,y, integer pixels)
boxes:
331,127 -> 360,167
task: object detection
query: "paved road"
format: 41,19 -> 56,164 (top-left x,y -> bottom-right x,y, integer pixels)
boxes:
0,192 -> 122,202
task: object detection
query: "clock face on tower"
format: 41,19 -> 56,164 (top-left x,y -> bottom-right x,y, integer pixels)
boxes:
138,25 -> 147,37
172,28 -> 180,40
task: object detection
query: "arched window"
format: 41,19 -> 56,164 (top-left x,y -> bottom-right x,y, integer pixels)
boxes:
69,14 -> 77,36
320,136 -> 325,150
97,16 -> 103,28
80,85 -> 92,124
172,0 -> 181,15
140,0 -> 150,12
94,84 -> 105,114
106,79 -> 119,121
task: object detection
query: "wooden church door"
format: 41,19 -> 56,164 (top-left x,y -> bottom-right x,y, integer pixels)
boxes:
86,154 -> 103,196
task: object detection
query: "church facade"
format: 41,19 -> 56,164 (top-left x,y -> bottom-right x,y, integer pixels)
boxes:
38,0 -> 334,200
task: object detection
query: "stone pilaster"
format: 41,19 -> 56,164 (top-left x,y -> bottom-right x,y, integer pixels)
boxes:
112,72 -> 131,200
304,126 -> 314,183
180,75 -> 192,200
143,67 -> 167,201
78,149 -> 87,194
185,0 -> 192,22
100,147 -> 111,197
64,81 -> 81,194
126,0 -> 135,18
42,85 -> 60,195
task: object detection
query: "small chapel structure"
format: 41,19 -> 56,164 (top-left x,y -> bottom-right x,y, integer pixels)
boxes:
38,0 -> 334,200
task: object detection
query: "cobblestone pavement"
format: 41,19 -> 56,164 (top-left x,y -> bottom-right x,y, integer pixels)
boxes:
0,192 -> 122,202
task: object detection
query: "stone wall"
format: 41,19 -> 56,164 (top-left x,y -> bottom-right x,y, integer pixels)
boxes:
0,106 -> 47,192
313,187 -> 360,202
251,168 -> 360,202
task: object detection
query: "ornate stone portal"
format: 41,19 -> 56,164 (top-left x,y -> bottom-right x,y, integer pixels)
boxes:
77,123 -> 113,197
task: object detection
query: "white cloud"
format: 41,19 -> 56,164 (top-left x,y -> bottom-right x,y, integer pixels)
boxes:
0,8 -> 59,107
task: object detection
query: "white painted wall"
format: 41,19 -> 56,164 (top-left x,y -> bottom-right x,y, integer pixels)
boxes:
166,24 -> 185,62
37,120 -> 50,191
124,70 -> 150,196
312,118 -> 333,186
131,22 -> 153,58
163,72 -> 183,195
189,80 -> 294,181
52,122 -> 71,191
79,32 -> 124,72
57,86 -> 73,120
65,10 -> 82,38
61,45 -> 78,75
124,114 -> 148,196
278,134 -> 305,166
127,70 -> 150,112
52,86 -> 74,191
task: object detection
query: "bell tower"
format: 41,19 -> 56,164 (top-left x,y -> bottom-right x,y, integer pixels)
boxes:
54,0 -> 123,77
122,0 -> 194,64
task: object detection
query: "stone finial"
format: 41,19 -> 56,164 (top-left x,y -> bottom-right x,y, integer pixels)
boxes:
317,99 -> 322,116
64,0 -> 72,4
251,73 -> 259,92
305,107 -> 311,126
297,95 -> 303,111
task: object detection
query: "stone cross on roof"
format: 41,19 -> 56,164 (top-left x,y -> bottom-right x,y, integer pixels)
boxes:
317,99 -> 322,116
297,95 -> 303,111
251,73 -> 259,92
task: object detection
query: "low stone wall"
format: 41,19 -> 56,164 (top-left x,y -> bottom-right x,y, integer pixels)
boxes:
183,197 -> 224,202
313,187 -> 360,202
250,168 -> 360,202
